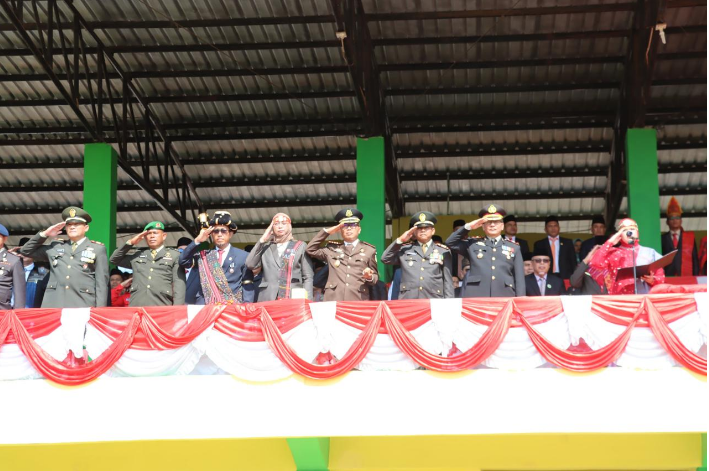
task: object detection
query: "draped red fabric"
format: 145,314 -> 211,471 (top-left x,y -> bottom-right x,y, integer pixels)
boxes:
137,305 -> 224,350
517,300 -> 643,371
650,283 -> 707,294
591,294 -> 697,327
7,310 -> 141,386
214,299 -> 311,342
461,297 -> 563,327
384,301 -> 514,371
646,299 -> 707,375
259,302 -> 383,379
0,311 -> 10,346
335,300 -> 432,332
2,308 -> 62,343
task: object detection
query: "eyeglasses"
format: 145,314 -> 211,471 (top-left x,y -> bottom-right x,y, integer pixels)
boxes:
343,223 -> 359,228
667,216 -> 681,221
532,258 -> 551,263
212,228 -> 229,234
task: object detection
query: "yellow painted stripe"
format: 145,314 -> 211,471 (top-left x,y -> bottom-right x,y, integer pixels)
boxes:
329,433 -> 704,471
0,438 -> 296,471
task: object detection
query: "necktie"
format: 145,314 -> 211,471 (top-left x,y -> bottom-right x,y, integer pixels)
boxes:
538,277 -> 546,296
218,249 -> 225,265
151,249 -> 157,259
71,242 -> 78,252
549,237 -> 558,273
422,243 -> 428,254
672,233 -> 679,248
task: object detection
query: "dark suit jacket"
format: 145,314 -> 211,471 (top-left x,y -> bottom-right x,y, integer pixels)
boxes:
661,231 -> 699,276
568,261 -> 605,295
184,265 -> 200,304
525,273 -> 566,296
580,236 -> 608,260
533,236 -> 577,279
179,242 -> 254,304
245,240 -> 313,301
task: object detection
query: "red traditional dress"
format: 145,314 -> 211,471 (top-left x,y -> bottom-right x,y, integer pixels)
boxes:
589,240 -> 665,295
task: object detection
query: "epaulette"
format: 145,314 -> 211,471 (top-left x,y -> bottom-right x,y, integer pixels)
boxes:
469,236 -> 484,241
91,240 -> 104,245
505,239 -> 519,245
360,240 -> 376,249
434,242 -> 449,250
55,238 -> 65,242
327,241 -> 343,246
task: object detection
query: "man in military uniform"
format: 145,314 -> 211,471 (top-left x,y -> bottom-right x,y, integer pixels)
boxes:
0,223 -> 26,310
110,221 -> 186,306
306,208 -> 378,301
20,207 -> 109,308
382,211 -> 453,299
445,205 -> 525,297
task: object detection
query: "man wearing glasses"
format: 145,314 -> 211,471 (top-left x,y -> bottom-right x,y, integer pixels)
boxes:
110,221 -> 185,306
445,205 -> 525,297
306,208 -> 378,301
382,211 -> 453,299
524,249 -> 566,296
178,211 -> 254,304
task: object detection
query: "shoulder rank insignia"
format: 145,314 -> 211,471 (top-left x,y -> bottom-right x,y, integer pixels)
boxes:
434,242 -> 449,250
360,241 -> 376,249
506,239 -> 519,245
91,240 -> 104,245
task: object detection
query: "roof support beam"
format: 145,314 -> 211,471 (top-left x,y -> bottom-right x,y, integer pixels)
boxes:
605,0 -> 668,226
0,0 -> 202,234
330,0 -> 403,217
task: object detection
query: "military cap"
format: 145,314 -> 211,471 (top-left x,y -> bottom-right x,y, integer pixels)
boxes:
478,204 -> 506,221
0,223 -> 8,237
591,215 -> 606,226
62,206 -> 91,224
335,208 -> 363,224
144,221 -> 166,232
176,237 -> 192,247
209,211 -> 238,231
544,215 -> 560,225
411,211 -> 436,228
502,214 -> 517,224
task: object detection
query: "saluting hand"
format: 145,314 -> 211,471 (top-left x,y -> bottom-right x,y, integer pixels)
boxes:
325,223 -> 343,235
583,245 -> 600,265
120,278 -> 133,289
129,231 -> 148,246
467,218 -> 485,230
608,229 -> 625,245
398,227 -> 416,243
260,222 -> 274,243
194,226 -> 214,244
44,222 -> 66,238
362,267 -> 374,281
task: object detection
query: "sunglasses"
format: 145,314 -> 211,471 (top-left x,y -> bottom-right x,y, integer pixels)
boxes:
343,223 -> 359,228
212,228 -> 230,234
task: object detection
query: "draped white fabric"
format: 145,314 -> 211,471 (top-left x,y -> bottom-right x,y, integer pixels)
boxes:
2,297 -> 707,382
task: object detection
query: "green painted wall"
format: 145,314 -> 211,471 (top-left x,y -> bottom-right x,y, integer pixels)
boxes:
287,437 -> 329,471
625,128 -> 661,252
83,143 -> 118,258
356,137 -> 389,282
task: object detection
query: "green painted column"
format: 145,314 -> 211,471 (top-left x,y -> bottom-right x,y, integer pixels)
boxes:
356,136 -> 389,281
699,433 -> 707,471
83,143 -> 118,258
287,437 -> 329,471
625,128 -> 661,252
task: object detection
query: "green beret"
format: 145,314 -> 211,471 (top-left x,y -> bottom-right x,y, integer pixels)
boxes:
62,206 -> 91,224
144,221 -> 166,232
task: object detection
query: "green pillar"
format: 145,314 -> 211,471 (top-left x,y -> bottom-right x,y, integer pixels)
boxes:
287,437 -> 329,471
699,433 -> 707,471
356,136 -> 389,281
625,128 -> 661,252
83,143 -> 118,257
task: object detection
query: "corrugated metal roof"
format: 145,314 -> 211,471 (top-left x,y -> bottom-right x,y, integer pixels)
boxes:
0,0 -> 705,246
